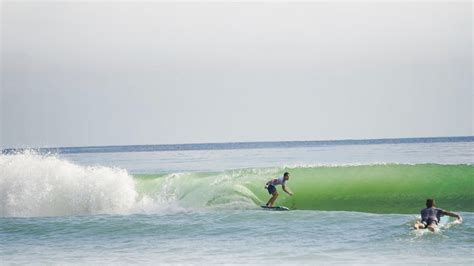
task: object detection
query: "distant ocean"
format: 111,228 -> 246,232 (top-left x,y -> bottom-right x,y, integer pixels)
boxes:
1,137 -> 473,264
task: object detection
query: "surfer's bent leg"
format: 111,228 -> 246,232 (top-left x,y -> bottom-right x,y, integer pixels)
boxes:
266,185 -> 278,207
419,219 -> 438,232
267,192 -> 278,207
426,220 -> 438,232
413,222 -> 425,230
427,225 -> 437,232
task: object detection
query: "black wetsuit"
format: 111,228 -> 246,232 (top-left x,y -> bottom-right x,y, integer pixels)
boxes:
420,207 -> 445,226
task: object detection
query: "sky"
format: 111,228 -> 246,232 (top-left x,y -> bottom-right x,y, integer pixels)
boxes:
1,1 -> 472,149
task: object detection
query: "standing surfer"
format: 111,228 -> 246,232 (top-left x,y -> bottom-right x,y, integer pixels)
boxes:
264,172 -> 293,207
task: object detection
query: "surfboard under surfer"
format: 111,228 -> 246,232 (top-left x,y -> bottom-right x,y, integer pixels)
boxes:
414,198 -> 462,232
264,172 -> 293,207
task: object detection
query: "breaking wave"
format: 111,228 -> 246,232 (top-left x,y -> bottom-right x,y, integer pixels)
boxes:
1,151 -> 472,217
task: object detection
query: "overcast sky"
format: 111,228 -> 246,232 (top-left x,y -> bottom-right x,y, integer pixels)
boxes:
1,1 -> 472,148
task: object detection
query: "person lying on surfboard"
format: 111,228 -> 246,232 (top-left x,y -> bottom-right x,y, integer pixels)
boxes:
413,198 -> 462,232
264,172 -> 293,207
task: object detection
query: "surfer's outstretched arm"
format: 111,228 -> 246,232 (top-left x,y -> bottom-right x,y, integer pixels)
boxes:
444,211 -> 462,221
282,185 -> 293,196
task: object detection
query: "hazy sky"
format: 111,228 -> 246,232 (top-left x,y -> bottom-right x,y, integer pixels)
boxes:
1,1 -> 472,148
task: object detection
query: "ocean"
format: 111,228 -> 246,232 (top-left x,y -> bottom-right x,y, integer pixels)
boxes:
1,137 -> 473,264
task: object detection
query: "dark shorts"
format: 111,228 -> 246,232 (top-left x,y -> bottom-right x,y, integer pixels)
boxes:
422,218 -> 438,227
267,185 -> 277,194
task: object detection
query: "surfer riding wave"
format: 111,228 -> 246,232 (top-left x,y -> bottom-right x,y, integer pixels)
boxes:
264,172 -> 293,207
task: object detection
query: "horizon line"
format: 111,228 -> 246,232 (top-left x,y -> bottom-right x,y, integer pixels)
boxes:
2,135 -> 473,153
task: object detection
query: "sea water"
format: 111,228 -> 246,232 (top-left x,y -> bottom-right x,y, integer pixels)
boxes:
1,137 -> 473,264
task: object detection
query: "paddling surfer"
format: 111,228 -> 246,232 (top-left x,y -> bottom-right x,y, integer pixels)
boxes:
414,198 -> 462,232
264,172 -> 293,207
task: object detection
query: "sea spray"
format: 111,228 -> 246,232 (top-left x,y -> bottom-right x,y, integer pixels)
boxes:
0,151 -> 138,217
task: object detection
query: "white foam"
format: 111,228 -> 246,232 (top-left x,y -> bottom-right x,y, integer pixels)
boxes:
0,151 -> 139,217
0,151 -> 263,217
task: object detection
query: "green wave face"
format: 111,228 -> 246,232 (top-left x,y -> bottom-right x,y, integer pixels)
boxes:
270,164 -> 473,213
134,164 -> 474,214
